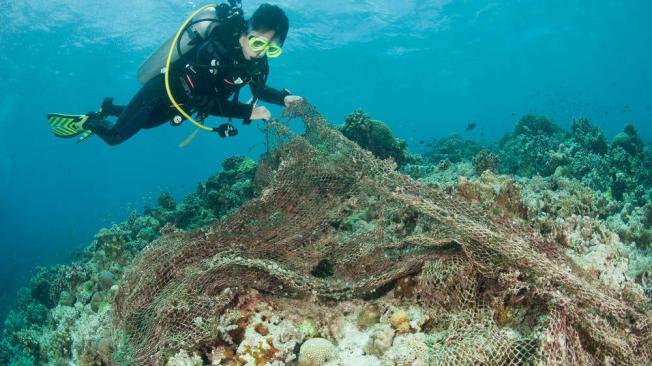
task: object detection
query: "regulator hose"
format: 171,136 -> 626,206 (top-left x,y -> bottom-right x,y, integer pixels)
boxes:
164,4 -> 217,132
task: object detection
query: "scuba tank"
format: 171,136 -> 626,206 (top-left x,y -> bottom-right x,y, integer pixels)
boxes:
138,5 -> 218,85
137,1 -> 246,85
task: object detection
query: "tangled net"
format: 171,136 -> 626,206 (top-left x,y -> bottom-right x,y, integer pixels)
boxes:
114,104 -> 652,365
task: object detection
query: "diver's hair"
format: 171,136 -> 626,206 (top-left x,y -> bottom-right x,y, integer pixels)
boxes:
249,4 -> 289,45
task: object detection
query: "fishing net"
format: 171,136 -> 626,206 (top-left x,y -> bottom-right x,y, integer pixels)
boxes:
113,103 -> 652,365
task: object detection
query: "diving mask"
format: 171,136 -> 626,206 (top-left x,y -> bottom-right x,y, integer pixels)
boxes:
247,35 -> 283,58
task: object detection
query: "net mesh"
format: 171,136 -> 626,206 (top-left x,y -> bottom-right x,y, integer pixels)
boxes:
114,104 -> 652,365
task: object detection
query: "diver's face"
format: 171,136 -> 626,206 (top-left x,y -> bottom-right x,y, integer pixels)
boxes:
241,30 -> 279,60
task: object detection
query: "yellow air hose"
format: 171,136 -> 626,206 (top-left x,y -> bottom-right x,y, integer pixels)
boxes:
164,4 -> 217,132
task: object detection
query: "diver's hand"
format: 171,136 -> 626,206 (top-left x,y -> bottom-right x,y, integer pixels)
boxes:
250,106 -> 271,121
284,95 -> 304,108
216,123 -> 238,138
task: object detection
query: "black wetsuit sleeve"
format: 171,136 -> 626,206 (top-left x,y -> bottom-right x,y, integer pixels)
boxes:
250,61 -> 291,106
208,99 -> 254,119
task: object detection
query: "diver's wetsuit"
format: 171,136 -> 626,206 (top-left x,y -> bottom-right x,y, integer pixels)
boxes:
86,30 -> 290,146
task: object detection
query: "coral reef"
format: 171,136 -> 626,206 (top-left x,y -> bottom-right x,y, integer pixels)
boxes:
145,156 -> 258,231
607,203 -> 652,249
356,303 -> 380,330
472,149 -> 499,175
1,156 -> 259,366
421,114 -> 652,250
111,104 -> 650,365
502,117 -> 652,203
202,156 -> 258,218
499,114 -> 568,176
571,118 -> 609,155
612,124 -> 645,156
298,338 -> 338,366
2,105 -> 651,366
423,134 -> 484,163
339,109 -> 416,167
166,350 -> 203,366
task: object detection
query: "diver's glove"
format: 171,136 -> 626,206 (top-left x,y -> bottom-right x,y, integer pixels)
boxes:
216,123 -> 238,138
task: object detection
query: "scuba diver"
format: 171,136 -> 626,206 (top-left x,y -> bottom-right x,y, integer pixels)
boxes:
47,1 -> 303,145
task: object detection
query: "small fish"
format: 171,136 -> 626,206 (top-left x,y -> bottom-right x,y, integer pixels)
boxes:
585,102 -> 591,106
419,140 -> 425,145
465,123 -> 477,131
511,113 -> 516,117
604,111 -> 609,115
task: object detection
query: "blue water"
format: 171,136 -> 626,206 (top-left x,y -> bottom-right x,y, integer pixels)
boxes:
0,0 -> 651,324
